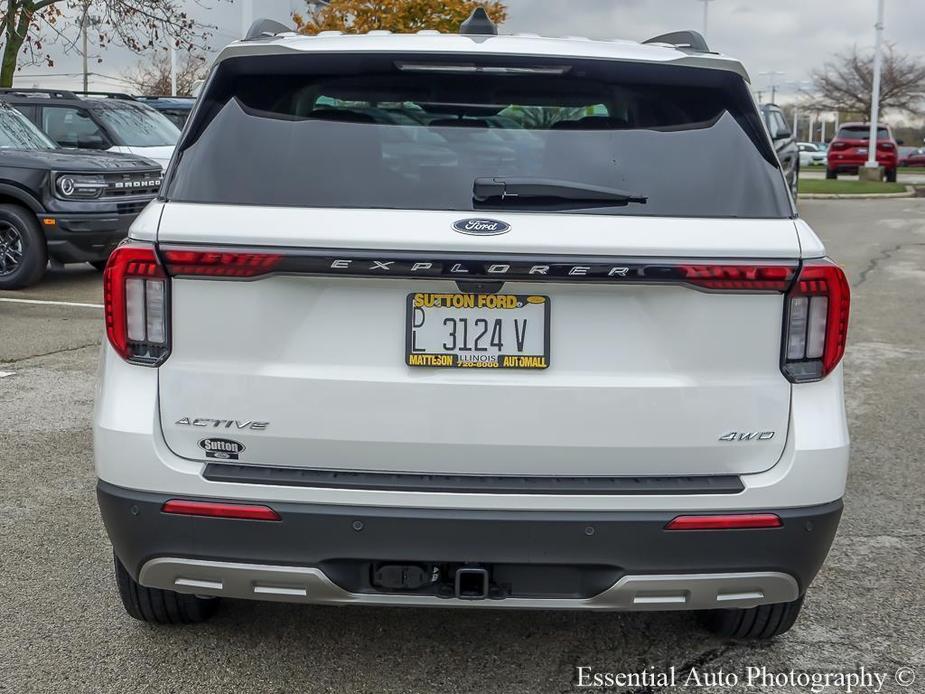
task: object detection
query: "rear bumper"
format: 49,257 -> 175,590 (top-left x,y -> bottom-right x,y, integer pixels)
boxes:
827,155 -> 898,171
99,480 -> 842,610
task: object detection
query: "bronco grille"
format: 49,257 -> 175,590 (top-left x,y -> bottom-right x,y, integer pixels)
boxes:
101,171 -> 162,198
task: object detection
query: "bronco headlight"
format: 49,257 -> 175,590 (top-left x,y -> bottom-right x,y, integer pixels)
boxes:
55,173 -> 107,199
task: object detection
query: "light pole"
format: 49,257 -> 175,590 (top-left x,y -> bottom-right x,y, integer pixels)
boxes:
169,43 -> 177,96
696,0 -> 717,40
80,0 -> 89,92
758,71 -> 785,104
241,0 -> 253,37
864,0 -> 886,175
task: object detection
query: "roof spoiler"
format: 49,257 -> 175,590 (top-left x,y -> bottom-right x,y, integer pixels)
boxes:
243,18 -> 293,41
642,30 -> 710,53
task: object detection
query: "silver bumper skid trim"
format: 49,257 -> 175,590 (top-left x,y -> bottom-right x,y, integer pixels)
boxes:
139,558 -> 799,611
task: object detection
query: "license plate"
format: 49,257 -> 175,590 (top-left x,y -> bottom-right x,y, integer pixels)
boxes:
406,293 -> 550,369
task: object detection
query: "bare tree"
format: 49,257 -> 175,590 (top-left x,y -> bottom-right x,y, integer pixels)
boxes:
0,0 -> 215,87
810,44 -> 925,118
123,49 -> 206,96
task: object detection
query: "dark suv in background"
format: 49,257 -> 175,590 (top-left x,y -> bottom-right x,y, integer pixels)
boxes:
134,95 -> 195,129
760,104 -> 799,198
0,101 -> 161,289
0,88 -> 179,171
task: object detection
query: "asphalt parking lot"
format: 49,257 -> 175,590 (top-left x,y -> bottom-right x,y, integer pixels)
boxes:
1,199 -> 924,693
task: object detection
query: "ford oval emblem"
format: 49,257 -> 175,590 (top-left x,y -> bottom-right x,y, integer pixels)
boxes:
453,218 -> 511,236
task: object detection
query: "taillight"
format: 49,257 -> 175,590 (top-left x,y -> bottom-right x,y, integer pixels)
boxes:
830,141 -> 848,151
162,249 -> 282,277
781,259 -> 849,383
677,264 -> 795,291
103,242 -> 170,366
877,142 -> 895,151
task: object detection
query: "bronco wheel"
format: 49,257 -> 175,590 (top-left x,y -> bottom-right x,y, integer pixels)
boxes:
114,552 -> 219,624
698,595 -> 805,640
0,204 -> 47,290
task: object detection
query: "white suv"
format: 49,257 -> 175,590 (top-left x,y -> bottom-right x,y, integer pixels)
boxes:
95,14 -> 850,639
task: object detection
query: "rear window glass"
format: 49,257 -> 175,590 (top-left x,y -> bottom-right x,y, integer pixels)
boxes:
837,126 -> 890,140
167,53 -> 791,218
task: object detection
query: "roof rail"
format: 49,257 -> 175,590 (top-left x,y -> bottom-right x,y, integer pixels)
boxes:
135,95 -> 195,100
0,87 -> 78,98
243,18 -> 293,41
75,91 -> 137,100
642,30 -> 710,53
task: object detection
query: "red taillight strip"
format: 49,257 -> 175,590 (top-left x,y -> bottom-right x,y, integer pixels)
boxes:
158,245 -> 797,291
162,499 -> 281,521
665,514 -> 783,530
678,264 -> 794,291
162,250 -> 283,278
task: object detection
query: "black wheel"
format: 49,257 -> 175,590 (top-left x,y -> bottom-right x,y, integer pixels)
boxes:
0,204 -> 47,290
698,595 -> 805,640
885,168 -> 897,183
825,168 -> 837,180
113,552 -> 219,624
89,259 -> 109,271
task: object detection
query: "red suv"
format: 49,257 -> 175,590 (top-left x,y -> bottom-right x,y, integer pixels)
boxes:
827,123 -> 899,181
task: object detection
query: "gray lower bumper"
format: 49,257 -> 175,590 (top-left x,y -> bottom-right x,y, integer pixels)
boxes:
139,558 -> 799,611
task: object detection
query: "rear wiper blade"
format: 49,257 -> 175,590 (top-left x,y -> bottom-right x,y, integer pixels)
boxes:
473,177 -> 647,206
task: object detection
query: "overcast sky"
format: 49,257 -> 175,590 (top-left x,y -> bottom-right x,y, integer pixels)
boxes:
12,0 -> 925,103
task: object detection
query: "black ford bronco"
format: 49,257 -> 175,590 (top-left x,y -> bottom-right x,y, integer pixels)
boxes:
0,100 -> 161,289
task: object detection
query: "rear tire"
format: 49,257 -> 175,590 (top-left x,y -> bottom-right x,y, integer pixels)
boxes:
0,204 -> 47,290
885,168 -> 897,183
825,168 -> 837,180
698,595 -> 805,640
113,552 -> 219,624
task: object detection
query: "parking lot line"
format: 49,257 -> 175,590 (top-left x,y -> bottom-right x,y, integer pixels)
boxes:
0,297 -> 103,309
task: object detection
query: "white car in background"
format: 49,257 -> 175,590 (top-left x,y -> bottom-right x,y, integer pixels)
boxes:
94,14 -> 850,640
798,142 -> 826,167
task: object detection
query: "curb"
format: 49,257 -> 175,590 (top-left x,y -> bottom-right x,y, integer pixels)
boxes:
799,186 -> 917,200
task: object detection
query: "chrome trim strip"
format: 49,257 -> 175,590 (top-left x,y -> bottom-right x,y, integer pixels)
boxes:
139,558 -> 799,611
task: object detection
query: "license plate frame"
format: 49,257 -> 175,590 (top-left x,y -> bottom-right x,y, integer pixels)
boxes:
405,293 -> 550,369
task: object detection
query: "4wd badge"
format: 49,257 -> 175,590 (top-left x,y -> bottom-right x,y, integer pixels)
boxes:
199,438 -> 246,460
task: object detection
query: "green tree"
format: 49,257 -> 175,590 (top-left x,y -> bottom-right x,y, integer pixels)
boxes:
294,0 -> 506,35
0,0 -> 211,88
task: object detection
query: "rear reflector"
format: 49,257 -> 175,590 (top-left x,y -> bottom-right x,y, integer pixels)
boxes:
665,514 -> 783,530
781,258 -> 850,382
162,499 -> 281,521
162,250 -> 282,278
103,242 -> 170,366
